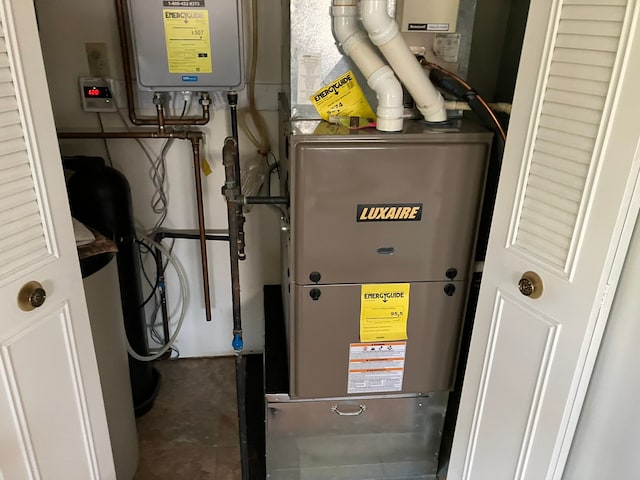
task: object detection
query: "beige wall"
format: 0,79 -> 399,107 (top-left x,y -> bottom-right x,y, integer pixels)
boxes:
35,0 -> 283,356
563,218 -> 640,478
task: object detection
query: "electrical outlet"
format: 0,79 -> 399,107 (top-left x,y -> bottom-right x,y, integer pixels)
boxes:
85,42 -> 111,78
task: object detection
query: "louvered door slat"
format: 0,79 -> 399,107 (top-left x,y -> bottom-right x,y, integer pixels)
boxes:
0,176 -> 34,201
564,0 -> 626,5
536,127 -> 596,151
529,162 -> 587,190
526,185 -> 580,218
0,162 -> 31,184
0,137 -> 25,156
535,139 -> 592,164
0,236 -> 47,270
532,151 -> 590,178
0,109 -> 20,127
522,198 -> 578,225
527,174 -> 583,203
0,214 -> 43,241
0,150 -> 29,172
516,229 -> 570,264
538,114 -> 600,138
546,75 -> 609,97
553,47 -> 617,67
558,19 -> 622,36
555,33 -> 620,51
0,66 -> 10,83
549,61 -> 612,82
520,209 -> 575,238
541,101 -> 602,124
520,209 -> 575,239
0,82 -> 14,97
0,200 -> 39,225
0,95 -> 17,113
514,1 -> 628,271
563,5 -> 626,20
545,87 -> 607,110
0,123 -> 23,143
519,219 -> 572,247
0,223 -> 45,253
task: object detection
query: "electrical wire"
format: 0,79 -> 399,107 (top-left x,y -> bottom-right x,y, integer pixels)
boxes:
126,234 -> 189,362
96,112 -> 114,166
114,98 -> 190,235
138,234 -> 179,355
136,239 -> 161,308
108,91 -> 192,359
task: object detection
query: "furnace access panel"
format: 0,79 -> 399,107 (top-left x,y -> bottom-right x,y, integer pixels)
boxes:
283,120 -> 492,399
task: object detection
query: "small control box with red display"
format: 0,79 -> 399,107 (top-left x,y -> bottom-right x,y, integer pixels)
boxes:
79,77 -> 117,112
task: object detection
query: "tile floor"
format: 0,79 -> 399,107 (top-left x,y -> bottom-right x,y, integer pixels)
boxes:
133,357 -> 241,479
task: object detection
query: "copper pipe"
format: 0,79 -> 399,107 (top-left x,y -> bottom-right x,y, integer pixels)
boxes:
58,129 -> 213,322
156,104 -> 166,132
114,0 -> 211,127
58,130 -> 200,140
190,137 -> 213,321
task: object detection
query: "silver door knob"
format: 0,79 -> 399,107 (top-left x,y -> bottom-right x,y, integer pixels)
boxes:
518,271 -> 543,299
17,281 -> 47,311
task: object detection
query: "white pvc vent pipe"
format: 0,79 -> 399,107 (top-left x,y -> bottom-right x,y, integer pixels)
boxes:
360,0 -> 447,123
332,1 -> 404,131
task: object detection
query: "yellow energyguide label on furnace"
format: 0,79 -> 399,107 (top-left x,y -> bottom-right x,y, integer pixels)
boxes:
310,70 -> 376,122
360,284 -> 410,342
163,9 -> 212,74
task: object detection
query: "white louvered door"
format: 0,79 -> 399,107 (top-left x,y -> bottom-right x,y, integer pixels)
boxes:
449,0 -> 640,479
0,1 -> 114,479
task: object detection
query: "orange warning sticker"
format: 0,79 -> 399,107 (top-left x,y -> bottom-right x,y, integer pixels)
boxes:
347,342 -> 406,394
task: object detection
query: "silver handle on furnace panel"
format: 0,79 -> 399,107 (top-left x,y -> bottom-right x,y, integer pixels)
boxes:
331,405 -> 367,416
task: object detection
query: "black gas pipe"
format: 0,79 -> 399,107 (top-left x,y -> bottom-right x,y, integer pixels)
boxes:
222,134 -> 250,480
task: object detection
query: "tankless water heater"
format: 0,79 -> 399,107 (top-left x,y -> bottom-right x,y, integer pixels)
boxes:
127,0 -> 244,91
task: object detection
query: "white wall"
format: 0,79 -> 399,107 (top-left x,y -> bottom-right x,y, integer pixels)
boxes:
34,0 -> 284,356
562,217 -> 640,478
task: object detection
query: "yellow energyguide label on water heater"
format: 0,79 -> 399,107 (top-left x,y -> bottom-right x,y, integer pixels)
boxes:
163,9 -> 212,74
310,70 -> 376,122
360,284 -> 410,342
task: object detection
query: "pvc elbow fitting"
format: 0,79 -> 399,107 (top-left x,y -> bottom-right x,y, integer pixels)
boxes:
368,66 -> 404,132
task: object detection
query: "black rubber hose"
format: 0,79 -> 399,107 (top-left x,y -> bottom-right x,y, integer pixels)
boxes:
429,68 -> 475,99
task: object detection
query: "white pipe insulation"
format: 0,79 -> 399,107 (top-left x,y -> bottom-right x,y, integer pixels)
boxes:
360,0 -> 448,123
332,0 -> 404,132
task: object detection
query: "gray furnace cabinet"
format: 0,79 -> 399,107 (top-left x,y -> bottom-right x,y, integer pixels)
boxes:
268,119 -> 492,480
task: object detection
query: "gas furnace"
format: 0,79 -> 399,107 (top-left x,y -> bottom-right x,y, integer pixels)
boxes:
282,119 -> 491,399
265,117 -> 492,479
